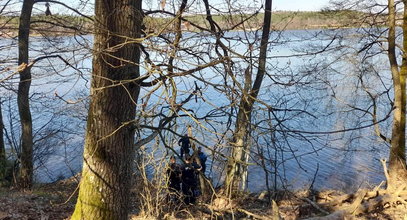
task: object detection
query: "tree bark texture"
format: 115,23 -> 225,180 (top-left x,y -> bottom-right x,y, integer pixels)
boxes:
71,0 -> 142,219
387,0 -> 407,188
17,0 -> 34,189
0,101 -> 6,179
225,0 -> 272,196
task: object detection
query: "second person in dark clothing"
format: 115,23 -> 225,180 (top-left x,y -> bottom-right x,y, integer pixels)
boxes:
197,147 -> 207,175
167,156 -> 181,202
181,155 -> 201,204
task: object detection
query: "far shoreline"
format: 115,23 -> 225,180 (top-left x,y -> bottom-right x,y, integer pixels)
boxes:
0,10 -> 366,38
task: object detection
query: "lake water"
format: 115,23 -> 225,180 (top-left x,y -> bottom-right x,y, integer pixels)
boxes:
0,29 -> 395,192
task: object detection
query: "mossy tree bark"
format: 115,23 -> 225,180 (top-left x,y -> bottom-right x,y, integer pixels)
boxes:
225,0 -> 272,197
387,0 -> 407,188
17,0 -> 34,189
71,0 -> 142,219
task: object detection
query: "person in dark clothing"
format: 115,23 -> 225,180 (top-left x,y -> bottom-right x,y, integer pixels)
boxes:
167,156 -> 181,202
178,134 -> 191,159
197,147 -> 207,175
181,155 -> 201,204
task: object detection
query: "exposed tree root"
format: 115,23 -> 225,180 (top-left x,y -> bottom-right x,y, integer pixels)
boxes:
323,186 -> 407,216
308,159 -> 407,219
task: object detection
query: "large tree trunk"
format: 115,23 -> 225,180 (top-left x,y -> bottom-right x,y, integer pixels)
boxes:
17,0 -> 34,189
387,0 -> 407,188
71,0 -> 142,219
225,0 -> 272,197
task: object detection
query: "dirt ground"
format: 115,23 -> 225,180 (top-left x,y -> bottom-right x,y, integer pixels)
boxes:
1,178 -> 407,220
0,178 -> 78,220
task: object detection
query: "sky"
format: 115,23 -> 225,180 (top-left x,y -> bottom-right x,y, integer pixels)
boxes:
148,0 -> 332,13
273,0 -> 330,11
21,0 -> 332,16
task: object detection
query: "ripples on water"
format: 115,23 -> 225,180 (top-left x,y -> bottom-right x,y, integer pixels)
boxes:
1,30 -> 393,192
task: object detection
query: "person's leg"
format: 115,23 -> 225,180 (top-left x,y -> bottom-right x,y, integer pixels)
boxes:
190,186 -> 197,204
182,183 -> 189,204
183,184 -> 191,204
168,187 -> 175,202
173,184 -> 181,203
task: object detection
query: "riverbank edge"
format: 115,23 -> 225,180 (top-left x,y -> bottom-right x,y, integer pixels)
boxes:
1,176 -> 406,219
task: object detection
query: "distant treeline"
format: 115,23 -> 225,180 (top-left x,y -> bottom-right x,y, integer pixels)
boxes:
144,10 -> 367,32
0,14 -> 93,37
270,10 -> 367,30
0,10 -> 374,37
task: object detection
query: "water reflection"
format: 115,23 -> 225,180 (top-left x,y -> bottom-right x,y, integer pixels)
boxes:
0,29 -> 394,192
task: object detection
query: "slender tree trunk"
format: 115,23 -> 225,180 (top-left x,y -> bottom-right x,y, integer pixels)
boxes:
17,0 -> 34,189
0,101 -> 6,179
71,0 -> 142,219
387,0 -> 407,187
225,0 -> 272,197
225,67 -> 252,195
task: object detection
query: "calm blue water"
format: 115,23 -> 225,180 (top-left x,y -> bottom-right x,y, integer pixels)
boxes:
0,29 -> 395,192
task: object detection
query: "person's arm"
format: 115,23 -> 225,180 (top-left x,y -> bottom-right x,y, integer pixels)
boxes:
199,153 -> 207,162
193,163 -> 202,171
